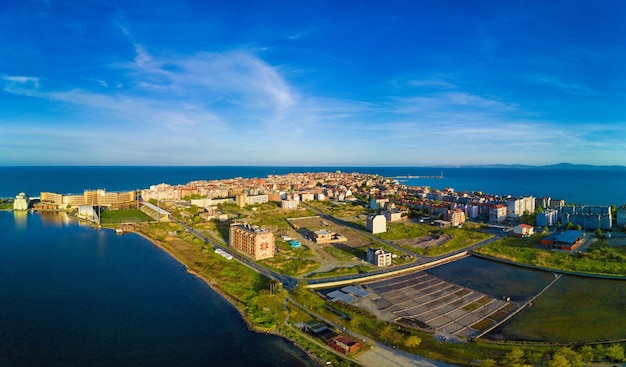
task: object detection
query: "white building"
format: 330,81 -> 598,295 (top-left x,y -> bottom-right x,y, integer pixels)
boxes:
506,196 -> 535,219
536,208 -> 559,227
13,192 -> 30,210
366,214 -> 386,234
367,247 -> 392,267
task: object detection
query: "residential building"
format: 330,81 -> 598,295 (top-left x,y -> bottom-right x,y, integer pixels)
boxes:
366,214 -> 386,234
236,193 -> 247,208
327,335 -> 361,355
300,192 -> 315,202
369,197 -> 388,210
246,194 -> 269,206
229,223 -> 275,260
384,209 -> 403,222
617,205 -> 626,230
488,204 -> 507,223
506,196 -> 535,219
367,247 -> 392,267
311,229 -> 332,244
444,209 -> 466,226
512,223 -> 534,237
281,200 -> 298,209
536,208 -> 559,227
560,205 -> 612,230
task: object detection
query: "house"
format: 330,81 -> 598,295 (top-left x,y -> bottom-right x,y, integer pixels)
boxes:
512,223 -> 534,237
327,335 -> 361,355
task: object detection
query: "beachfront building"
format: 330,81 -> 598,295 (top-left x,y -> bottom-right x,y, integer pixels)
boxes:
366,214 -> 386,234
229,223 -> 275,260
367,247 -> 392,267
38,189 -> 136,209
13,192 -> 30,210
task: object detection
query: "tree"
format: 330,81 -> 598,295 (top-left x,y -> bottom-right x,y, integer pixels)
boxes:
575,224 -> 582,231
594,228 -> 603,237
405,335 -> 422,349
379,325 -> 395,343
480,358 -> 497,367
548,354 -> 570,367
605,344 -> 625,362
503,347 -> 526,366
543,226 -> 549,233
578,345 -> 595,363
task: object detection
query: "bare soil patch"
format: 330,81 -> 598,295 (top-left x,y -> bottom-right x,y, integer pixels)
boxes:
393,234 -> 451,249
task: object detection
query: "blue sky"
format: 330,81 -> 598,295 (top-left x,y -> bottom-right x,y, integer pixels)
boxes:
1,1 -> 625,166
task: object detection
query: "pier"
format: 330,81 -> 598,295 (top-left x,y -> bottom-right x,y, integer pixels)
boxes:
392,171 -> 444,179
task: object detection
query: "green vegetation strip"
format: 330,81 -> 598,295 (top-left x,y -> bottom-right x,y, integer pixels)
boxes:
100,209 -> 152,224
475,235 -> 626,276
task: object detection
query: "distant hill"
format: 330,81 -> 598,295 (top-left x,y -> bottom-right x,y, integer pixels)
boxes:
461,163 -> 626,170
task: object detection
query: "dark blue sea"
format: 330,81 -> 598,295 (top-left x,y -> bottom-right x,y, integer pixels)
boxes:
1,165 -> 625,205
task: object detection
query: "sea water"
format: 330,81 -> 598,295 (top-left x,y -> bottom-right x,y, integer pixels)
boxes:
1,165 -> 624,205
0,211 -> 315,367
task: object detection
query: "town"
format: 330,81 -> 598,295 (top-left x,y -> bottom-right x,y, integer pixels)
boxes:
9,171 -> 626,366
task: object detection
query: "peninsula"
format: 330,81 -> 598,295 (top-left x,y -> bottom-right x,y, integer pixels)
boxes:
16,170 -> 626,366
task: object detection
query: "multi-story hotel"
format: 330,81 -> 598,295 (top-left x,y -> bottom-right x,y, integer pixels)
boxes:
229,223 -> 275,260
38,189 -> 137,209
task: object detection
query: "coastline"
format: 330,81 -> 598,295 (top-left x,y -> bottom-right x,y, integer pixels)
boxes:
126,225 -> 323,366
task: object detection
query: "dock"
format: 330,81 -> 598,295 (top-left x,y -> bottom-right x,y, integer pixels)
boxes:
392,171 -> 444,179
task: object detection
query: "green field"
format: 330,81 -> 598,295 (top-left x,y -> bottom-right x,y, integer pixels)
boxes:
100,209 -> 152,224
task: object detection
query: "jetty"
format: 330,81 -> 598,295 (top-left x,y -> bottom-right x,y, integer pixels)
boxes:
392,171 -> 444,179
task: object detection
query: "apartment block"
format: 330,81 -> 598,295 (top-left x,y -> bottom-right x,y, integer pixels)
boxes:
536,208 -> 559,227
229,223 -> 275,260
367,248 -> 392,267
506,196 -> 535,219
366,214 -> 386,234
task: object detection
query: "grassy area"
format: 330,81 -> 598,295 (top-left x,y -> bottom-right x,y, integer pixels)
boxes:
0,198 -> 13,210
475,234 -> 626,275
495,275 -> 626,343
305,265 -> 373,279
305,200 -> 368,218
100,208 -> 152,224
378,222 -> 492,256
260,254 -> 320,276
290,287 -> 626,366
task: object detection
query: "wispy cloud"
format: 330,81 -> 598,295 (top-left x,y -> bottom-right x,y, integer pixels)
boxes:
523,73 -> 595,96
